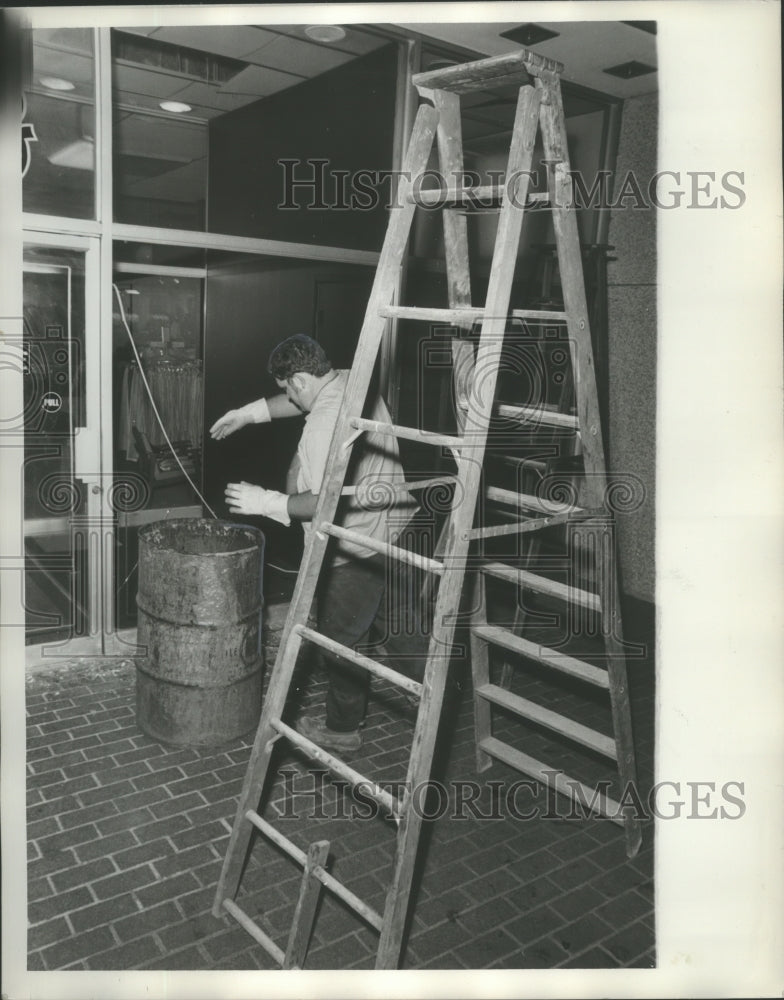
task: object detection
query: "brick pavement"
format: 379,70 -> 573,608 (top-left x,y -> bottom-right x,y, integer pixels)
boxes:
26,602 -> 655,971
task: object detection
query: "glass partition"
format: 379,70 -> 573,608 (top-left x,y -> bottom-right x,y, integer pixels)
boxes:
22,28 -> 96,219
23,245 -> 89,643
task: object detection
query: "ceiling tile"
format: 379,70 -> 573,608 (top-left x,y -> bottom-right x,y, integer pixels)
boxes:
243,34 -> 352,76
33,46 -> 94,87
32,28 -> 93,54
169,64 -> 304,112
113,63 -> 191,100
148,24 -> 280,59
262,24 -> 388,56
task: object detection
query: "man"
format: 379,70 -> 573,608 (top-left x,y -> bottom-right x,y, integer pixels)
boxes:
210,334 -> 426,752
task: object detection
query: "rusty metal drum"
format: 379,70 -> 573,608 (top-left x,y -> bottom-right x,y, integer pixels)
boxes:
135,518 -> 264,747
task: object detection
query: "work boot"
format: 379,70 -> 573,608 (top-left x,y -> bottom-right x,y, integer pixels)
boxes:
296,715 -> 362,752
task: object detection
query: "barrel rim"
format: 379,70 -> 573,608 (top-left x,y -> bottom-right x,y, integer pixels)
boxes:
138,517 -> 264,557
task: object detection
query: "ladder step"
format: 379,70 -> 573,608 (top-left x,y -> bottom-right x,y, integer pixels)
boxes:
318,523 -> 444,574
379,305 -> 481,328
412,49 -> 564,93
380,306 -> 568,328
296,625 -> 423,697
477,737 -> 624,825
495,454 -> 548,474
244,810 -> 384,931
349,416 -> 464,450
222,899 -> 286,966
475,683 -> 617,759
480,562 -> 601,611
472,625 -> 609,688
496,404 -> 579,430
486,486 -> 584,516
408,185 -> 550,208
271,720 -> 401,820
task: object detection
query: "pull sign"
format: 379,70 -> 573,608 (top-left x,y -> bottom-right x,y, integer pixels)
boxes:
22,94 -> 37,178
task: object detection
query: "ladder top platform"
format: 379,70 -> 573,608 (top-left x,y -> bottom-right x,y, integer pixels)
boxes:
412,48 -> 564,94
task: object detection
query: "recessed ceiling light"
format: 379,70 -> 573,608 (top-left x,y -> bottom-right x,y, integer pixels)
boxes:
304,25 -> 346,44
603,60 -> 657,79
39,76 -> 75,91
499,24 -> 560,46
159,100 -> 192,114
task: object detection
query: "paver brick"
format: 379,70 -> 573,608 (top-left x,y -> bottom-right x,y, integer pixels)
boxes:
40,925 -> 116,970
50,856 -> 116,893
58,799 -> 119,829
78,779 -> 135,807
86,934 -> 163,970
112,837 -> 174,871
112,901 -> 182,943
133,766 -> 187,790
134,870 -> 201,909
69,892 -> 139,932
142,944 -> 208,970
75,830 -> 137,863
600,919 -> 652,964
36,823 -> 100,855
90,863 -> 157,901
28,916 -> 72,951
28,885 -> 93,924
39,773 -> 98,800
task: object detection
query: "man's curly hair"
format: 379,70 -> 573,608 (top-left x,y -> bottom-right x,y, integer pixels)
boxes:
267,335 -> 332,381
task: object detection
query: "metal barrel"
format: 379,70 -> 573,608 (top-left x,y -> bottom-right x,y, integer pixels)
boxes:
135,518 -> 264,747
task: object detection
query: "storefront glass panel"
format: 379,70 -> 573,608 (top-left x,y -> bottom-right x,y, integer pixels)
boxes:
22,28 -> 96,220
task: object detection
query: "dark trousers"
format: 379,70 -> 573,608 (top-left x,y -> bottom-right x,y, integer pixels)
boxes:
317,552 -> 428,732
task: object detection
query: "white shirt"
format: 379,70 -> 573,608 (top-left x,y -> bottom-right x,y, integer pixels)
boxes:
296,370 -> 416,561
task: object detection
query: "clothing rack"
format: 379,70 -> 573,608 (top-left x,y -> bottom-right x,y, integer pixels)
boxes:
118,359 -> 203,462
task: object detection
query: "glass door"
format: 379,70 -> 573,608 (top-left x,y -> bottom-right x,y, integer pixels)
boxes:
22,235 -> 102,653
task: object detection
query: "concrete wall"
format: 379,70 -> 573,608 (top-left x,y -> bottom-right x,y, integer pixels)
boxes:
607,91 -> 658,603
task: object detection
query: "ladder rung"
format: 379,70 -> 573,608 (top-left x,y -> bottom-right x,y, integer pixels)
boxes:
296,625 -> 423,697
244,810 -> 384,931
472,625 -> 609,688
412,49 -> 564,93
477,737 -> 624,825
486,486 -> 584,515
480,562 -> 600,611
476,683 -> 616,759
222,899 -> 286,966
349,416 -> 464,450
272,720 -> 401,820
495,455 -> 548,473
408,186 -> 551,208
496,404 -> 579,430
464,508 -> 599,541
380,306 -> 568,329
318,523 -> 444,574
379,305 -> 481,328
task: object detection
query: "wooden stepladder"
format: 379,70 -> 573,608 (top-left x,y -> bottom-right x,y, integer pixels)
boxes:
213,47 -> 640,971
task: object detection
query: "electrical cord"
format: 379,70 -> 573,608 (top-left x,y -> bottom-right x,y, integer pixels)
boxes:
113,283 -> 299,578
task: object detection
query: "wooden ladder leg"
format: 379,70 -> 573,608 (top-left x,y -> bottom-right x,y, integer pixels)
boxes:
470,561 -> 493,771
212,627 -> 307,916
283,839 -> 330,969
594,519 -> 642,857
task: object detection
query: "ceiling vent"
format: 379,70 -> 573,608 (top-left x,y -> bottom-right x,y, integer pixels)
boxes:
499,24 -> 560,46
603,60 -> 657,79
112,30 -> 247,85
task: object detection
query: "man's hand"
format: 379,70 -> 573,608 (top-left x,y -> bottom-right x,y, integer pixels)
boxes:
225,482 -> 291,525
210,409 -> 249,440
210,399 -> 271,440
